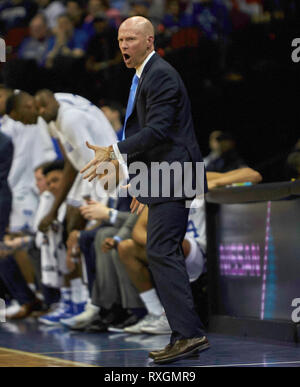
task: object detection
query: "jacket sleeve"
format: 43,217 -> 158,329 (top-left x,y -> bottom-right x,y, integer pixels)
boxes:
117,68 -> 179,157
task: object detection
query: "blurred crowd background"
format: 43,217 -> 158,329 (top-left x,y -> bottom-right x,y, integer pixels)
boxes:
1,0 -> 300,181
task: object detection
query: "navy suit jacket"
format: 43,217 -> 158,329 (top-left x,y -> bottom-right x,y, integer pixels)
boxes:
118,53 -> 206,204
0,132 -> 13,188
0,131 -> 13,238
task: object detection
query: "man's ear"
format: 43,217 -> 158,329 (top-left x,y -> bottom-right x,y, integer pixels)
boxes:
147,35 -> 154,48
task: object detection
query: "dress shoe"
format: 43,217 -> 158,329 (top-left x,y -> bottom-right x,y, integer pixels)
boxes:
149,343 -> 173,359
153,336 -> 210,364
8,299 -> 43,320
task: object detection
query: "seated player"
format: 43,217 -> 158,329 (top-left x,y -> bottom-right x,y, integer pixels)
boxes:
117,204 -> 203,335
118,167 -> 262,334
60,197 -> 143,332
3,163 -> 53,251
6,90 -> 118,319
38,161 -> 88,325
0,162 -> 55,320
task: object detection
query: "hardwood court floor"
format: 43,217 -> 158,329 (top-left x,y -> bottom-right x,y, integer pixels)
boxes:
0,347 -> 96,367
0,319 -> 299,367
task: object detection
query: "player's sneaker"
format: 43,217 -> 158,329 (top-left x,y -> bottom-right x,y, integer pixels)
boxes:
124,314 -> 158,334
69,301 -> 86,316
60,302 -> 99,330
108,312 -> 140,333
38,300 -> 74,326
141,313 -> 171,335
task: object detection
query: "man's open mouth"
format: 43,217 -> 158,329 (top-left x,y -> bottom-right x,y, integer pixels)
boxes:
123,54 -> 130,61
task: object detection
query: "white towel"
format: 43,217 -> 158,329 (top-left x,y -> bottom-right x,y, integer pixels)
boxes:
40,204 -> 68,288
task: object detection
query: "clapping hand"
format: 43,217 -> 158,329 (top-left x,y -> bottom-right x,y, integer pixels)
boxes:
130,197 -> 145,215
80,142 -> 111,182
120,182 -> 145,215
96,159 -> 121,191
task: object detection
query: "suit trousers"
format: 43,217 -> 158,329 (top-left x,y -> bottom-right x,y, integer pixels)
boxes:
147,200 -> 205,344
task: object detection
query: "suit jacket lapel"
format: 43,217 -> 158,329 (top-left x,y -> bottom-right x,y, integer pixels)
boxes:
131,52 -> 160,113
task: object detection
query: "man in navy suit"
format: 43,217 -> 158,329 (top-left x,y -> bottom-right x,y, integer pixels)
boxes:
0,131 -> 13,240
81,16 -> 209,364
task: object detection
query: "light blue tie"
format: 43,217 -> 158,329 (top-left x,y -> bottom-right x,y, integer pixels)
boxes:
122,73 -> 139,140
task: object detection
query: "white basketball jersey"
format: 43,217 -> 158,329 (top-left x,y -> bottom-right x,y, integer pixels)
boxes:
185,197 -> 206,252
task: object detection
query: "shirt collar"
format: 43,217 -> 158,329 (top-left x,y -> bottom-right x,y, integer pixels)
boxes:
136,50 -> 155,78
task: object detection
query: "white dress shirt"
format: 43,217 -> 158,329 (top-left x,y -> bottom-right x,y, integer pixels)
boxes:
112,50 -> 156,167
112,51 -> 155,165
